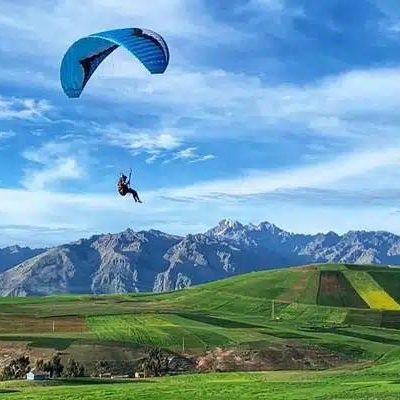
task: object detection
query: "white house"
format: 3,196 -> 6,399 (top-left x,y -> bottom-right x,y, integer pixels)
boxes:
26,370 -> 48,381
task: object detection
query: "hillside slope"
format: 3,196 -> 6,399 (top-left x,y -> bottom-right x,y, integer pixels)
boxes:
2,264 -> 400,368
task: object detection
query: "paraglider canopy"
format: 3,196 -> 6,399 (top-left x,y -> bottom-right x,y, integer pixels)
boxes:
60,28 -> 169,98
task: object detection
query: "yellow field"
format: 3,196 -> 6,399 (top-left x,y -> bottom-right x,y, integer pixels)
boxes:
344,271 -> 400,310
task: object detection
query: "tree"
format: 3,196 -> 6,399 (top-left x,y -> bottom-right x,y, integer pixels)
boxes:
94,360 -> 110,377
34,359 -> 45,371
44,353 -> 64,378
64,359 -> 85,378
0,356 -> 30,380
141,347 -> 169,377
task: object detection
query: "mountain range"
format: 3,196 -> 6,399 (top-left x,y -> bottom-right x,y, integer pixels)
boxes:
1,219 -> 400,296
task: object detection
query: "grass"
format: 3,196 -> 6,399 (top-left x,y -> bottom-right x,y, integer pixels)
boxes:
3,368 -> 400,399
278,302 -> 348,325
86,313 -> 272,350
201,268 -> 306,301
345,309 -> 383,327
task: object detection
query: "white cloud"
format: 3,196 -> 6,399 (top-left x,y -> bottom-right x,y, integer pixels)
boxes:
21,141 -> 85,191
162,145 -> 400,199
0,187 -> 120,246
166,147 -> 215,164
0,96 -> 52,120
0,185 -> 205,247
105,130 -> 182,156
145,154 -> 160,164
189,154 -> 215,163
104,129 -> 215,165
174,147 -> 198,159
0,131 -> 16,140
24,158 -> 83,191
74,64 -> 400,145
0,0 -> 244,61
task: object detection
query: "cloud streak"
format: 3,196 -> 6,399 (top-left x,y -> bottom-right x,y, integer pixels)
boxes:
102,126 -> 214,164
21,141 -> 86,191
164,147 -> 215,164
105,131 -> 182,154
71,63 -> 400,148
0,96 -> 52,121
0,131 -> 16,141
162,145 -> 400,199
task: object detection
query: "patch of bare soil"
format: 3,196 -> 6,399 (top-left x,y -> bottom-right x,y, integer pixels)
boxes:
196,343 -> 353,372
317,271 -> 367,308
0,341 -> 54,369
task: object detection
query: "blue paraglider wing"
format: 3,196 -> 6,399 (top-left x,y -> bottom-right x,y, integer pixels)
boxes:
60,28 -> 169,98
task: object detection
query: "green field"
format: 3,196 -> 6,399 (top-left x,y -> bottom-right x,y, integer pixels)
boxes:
1,264 -> 400,352
1,263 -> 400,398
3,366 -> 400,399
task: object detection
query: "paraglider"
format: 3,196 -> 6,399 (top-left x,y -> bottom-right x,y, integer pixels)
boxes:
60,28 -> 169,98
117,169 -> 142,204
60,28 -> 167,205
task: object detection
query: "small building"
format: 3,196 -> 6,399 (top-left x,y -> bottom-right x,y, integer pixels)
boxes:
26,370 -> 49,381
111,375 -> 130,379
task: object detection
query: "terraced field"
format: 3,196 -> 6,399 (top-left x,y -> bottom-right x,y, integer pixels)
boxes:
0,264 -> 400,361
87,313 -> 276,350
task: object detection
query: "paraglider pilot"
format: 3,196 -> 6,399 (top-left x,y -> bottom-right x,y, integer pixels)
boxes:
117,171 -> 142,203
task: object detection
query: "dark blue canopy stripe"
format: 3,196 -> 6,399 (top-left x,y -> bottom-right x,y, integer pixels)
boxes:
60,27 -> 169,98
80,44 -> 119,90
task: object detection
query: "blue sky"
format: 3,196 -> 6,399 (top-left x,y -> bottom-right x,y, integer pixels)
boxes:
2,0 -> 400,247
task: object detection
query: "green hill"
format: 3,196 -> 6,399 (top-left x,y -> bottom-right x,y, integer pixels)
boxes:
1,264 -> 400,361
3,264 -> 400,398
0,265 -> 400,354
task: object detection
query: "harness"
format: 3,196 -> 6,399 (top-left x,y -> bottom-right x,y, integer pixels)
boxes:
117,179 -> 128,196
117,169 -> 132,196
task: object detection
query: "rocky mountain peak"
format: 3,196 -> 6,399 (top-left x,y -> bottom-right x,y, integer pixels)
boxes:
209,219 -> 244,235
256,221 -> 284,234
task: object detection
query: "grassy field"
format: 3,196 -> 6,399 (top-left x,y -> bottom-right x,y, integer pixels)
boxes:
3,366 -> 400,399
1,264 -> 400,351
1,264 -> 400,398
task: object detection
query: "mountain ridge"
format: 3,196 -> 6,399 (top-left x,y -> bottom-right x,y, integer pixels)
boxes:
1,219 -> 400,296
0,245 -> 45,274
